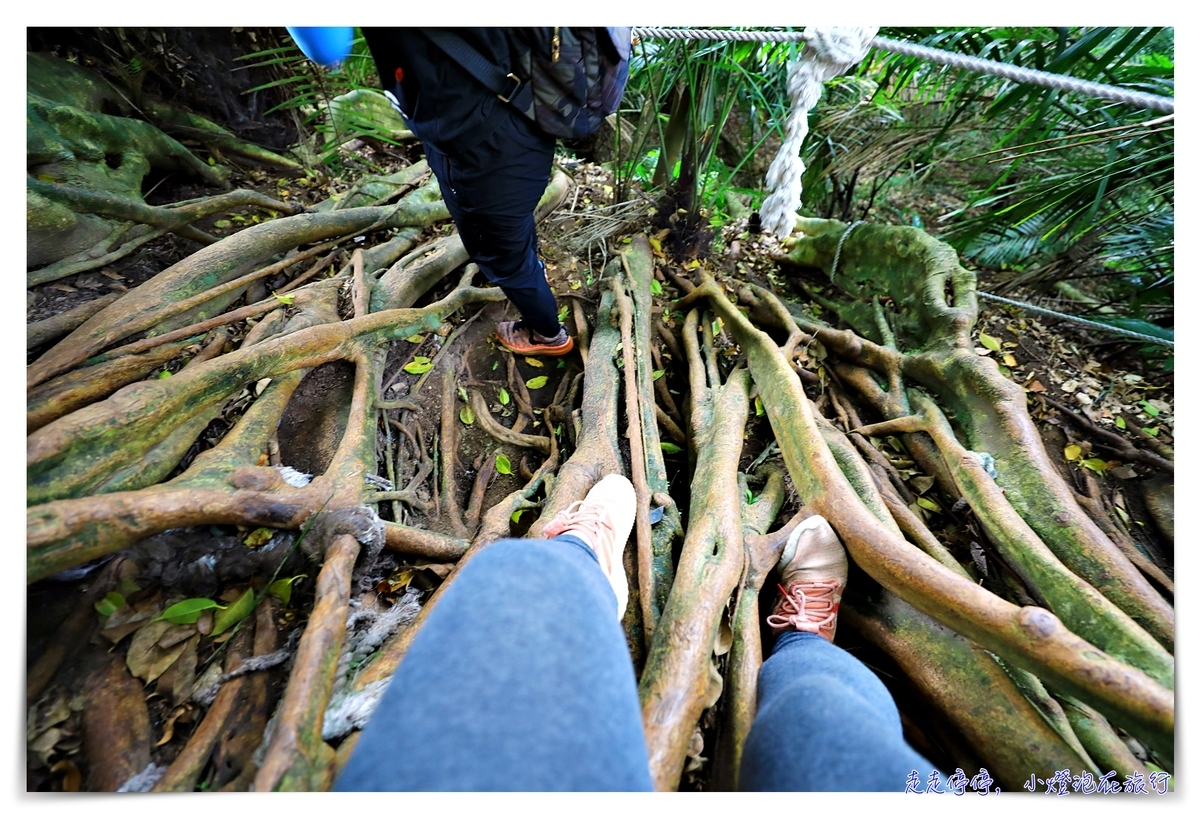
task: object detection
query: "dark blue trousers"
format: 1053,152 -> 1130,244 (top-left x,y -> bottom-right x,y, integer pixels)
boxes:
423,107 -> 562,337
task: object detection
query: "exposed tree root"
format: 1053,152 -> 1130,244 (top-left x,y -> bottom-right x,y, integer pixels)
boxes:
27,143 -> 1173,792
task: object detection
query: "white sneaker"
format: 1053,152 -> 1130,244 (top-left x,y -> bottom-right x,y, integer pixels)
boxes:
766,514 -> 848,641
542,474 -> 636,619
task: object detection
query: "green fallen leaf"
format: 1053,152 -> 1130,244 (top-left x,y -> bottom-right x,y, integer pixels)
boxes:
526,376 -> 548,390
267,575 -> 307,606
1081,458 -> 1108,473
1143,426 -> 1159,437
916,496 -> 942,513
511,509 -> 525,523
157,370 -> 172,379
978,331 -> 1001,353
94,592 -> 127,618
1115,416 -> 1127,430
211,589 -> 255,637
273,291 -> 294,305
492,361 -> 500,371
650,279 -> 663,296
214,219 -> 232,229
754,396 -> 764,417
1140,401 -> 1160,417
661,442 -> 682,454
403,356 -> 433,374
155,598 -> 224,625
745,488 -> 754,505
525,357 -> 544,368
457,386 -> 468,403
406,334 -> 425,343
495,454 -> 512,475
498,387 -> 511,405
557,305 -> 569,322
243,527 -> 274,548
459,406 -> 475,425
653,369 -> 665,381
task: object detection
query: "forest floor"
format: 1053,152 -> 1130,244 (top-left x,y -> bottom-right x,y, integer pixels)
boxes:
26,137 -> 1174,792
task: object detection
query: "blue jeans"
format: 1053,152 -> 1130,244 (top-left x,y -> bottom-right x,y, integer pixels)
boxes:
334,537 -> 932,791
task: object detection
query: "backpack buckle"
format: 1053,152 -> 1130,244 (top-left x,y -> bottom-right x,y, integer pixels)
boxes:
498,73 -> 522,103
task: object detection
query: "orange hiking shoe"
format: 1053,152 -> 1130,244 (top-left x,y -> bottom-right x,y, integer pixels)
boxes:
493,320 -> 575,356
542,474 -> 636,619
766,514 -> 848,642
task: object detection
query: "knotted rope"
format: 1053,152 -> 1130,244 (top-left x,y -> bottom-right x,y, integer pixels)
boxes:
631,28 -> 1175,114
758,27 -> 878,239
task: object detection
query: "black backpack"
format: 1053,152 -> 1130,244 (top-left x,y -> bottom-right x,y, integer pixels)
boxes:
423,28 -> 631,141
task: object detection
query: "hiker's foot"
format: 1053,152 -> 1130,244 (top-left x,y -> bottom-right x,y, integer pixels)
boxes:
493,320 -> 574,356
766,514 -> 848,642
542,474 -> 636,618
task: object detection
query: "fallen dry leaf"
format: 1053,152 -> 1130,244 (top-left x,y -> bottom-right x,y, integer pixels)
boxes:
126,620 -> 192,684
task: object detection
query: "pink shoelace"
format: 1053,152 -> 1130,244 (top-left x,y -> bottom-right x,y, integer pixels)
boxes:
766,579 -> 843,640
544,502 -> 617,573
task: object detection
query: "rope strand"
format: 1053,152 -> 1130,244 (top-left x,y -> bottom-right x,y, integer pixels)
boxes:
631,28 -> 1174,113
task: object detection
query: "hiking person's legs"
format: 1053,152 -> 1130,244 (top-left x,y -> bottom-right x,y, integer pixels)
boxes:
423,107 -> 568,348
334,476 -> 651,791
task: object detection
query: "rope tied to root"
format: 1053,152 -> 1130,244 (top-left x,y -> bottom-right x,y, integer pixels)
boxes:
759,27 -> 878,239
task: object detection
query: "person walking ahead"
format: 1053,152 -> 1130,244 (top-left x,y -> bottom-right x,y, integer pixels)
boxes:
289,27 -> 629,356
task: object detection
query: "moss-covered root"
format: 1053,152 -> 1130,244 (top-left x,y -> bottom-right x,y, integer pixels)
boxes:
620,236 -> 682,632
781,216 -> 1173,651
1056,695 -> 1153,779
27,336 -> 196,433
842,586 -> 1098,791
28,183 -> 450,389
713,468 -> 790,791
688,274 -> 1174,764
639,352 -> 751,791
28,287 -> 498,506
254,533 -> 359,791
897,390 -> 1174,689
528,283 -> 625,537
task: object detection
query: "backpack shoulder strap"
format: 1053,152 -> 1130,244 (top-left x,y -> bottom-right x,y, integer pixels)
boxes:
421,29 -> 533,108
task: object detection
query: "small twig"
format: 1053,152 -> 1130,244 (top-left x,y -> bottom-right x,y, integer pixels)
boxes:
464,454 -> 497,534
615,268 -> 657,643
650,345 -> 683,429
571,296 -> 590,368
351,249 -> 369,319
411,308 -> 485,397
439,366 -> 470,538
1042,396 -> 1173,472
469,390 -> 552,454
181,327 -> 230,370
655,404 -> 687,445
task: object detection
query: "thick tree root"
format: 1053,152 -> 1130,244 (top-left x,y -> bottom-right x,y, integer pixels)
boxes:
639,315 -> 754,791
842,587 -> 1098,790
779,217 -> 1173,651
687,273 -> 1174,765
28,183 -> 450,388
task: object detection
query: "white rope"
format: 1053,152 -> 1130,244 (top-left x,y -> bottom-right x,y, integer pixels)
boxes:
977,292 -> 1173,347
631,28 -> 1175,114
758,27 -> 877,239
